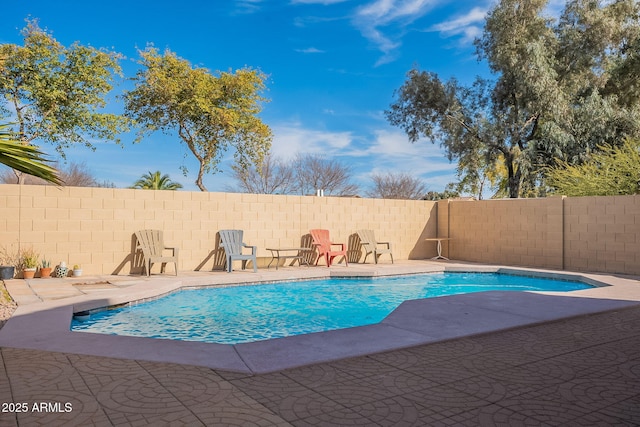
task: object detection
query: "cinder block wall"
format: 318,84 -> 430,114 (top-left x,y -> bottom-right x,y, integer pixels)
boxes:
448,197 -> 564,269
2,185 -> 638,276
447,195 -> 640,275
563,195 -> 640,274
0,185 -> 437,275
430,200 -> 451,258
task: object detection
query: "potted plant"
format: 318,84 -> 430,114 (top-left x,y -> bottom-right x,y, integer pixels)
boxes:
21,247 -> 39,279
72,264 -> 82,277
0,265 -> 14,280
0,243 -> 19,280
40,259 -> 52,278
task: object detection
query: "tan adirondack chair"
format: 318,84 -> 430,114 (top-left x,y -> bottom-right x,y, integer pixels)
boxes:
357,229 -> 394,264
219,229 -> 257,272
135,229 -> 179,276
310,229 -> 348,267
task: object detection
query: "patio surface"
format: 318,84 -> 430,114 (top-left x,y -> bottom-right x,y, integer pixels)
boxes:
1,261 -> 639,425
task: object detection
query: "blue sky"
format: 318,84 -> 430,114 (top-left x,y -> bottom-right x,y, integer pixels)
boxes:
3,0 -> 502,193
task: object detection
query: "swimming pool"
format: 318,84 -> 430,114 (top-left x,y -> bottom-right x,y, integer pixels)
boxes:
71,272 -> 593,344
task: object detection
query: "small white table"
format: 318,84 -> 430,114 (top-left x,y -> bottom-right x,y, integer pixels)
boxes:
424,238 -> 451,260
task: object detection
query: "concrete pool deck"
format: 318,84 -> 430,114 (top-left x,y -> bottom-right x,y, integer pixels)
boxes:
1,260 -> 640,425
1,260 -> 639,374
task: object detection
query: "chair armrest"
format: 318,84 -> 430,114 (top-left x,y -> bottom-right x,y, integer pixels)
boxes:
165,246 -> 179,257
243,243 -> 257,255
377,241 -> 392,249
330,243 -> 345,250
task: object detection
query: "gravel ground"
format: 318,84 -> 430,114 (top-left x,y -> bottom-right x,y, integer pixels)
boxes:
0,282 -> 17,330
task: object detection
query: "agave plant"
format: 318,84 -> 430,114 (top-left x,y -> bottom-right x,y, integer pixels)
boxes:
0,124 -> 62,185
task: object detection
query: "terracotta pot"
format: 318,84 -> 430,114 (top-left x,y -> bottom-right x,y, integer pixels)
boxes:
39,267 -> 52,278
23,268 -> 36,279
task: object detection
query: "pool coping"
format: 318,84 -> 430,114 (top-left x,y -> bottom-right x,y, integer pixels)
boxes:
1,261 -> 639,374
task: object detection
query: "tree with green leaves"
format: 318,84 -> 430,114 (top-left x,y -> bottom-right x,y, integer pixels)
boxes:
423,188 -> 461,201
546,138 -> 640,196
0,124 -> 61,185
124,47 -> 272,191
387,0 -> 640,198
0,20 -> 129,168
130,171 -> 183,190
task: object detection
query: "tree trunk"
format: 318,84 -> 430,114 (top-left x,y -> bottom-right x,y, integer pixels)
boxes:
195,163 -> 207,192
508,174 -> 519,198
504,151 -> 520,198
14,170 -> 25,185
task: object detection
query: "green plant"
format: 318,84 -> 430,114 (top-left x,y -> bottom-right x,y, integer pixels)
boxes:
547,138 -> 640,196
0,282 -> 14,305
20,247 -> 39,269
0,123 -> 61,185
73,264 -> 80,270
41,259 -> 51,268
131,171 -> 183,190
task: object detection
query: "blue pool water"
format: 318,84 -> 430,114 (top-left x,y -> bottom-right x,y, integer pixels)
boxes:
71,273 -> 593,344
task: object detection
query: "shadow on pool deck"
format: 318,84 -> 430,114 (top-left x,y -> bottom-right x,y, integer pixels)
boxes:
1,261 -> 640,424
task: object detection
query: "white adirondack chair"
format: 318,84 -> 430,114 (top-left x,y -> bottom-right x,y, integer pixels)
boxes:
356,229 -> 394,264
135,229 -> 179,276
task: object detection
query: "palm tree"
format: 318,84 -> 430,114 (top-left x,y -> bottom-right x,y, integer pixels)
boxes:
130,171 -> 183,190
0,123 -> 62,185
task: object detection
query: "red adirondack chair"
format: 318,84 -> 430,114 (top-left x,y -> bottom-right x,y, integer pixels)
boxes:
310,229 -> 348,267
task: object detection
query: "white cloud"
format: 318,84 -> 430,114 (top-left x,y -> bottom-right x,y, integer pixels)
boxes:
364,129 -> 451,165
358,128 -> 457,187
270,123 -> 353,159
291,0 -> 349,4
430,7 -> 487,44
234,0 -> 264,14
268,122 -> 457,192
294,47 -> 326,53
340,127 -> 457,190
352,0 -> 437,65
290,0 -> 483,66
357,0 -> 432,23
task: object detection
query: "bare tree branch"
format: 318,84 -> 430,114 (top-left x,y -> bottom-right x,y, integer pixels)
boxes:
366,172 -> 427,199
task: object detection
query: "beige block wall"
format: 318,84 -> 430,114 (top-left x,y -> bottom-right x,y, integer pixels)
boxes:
0,185 -> 437,275
448,197 -> 565,270
563,195 -> 640,275
447,195 -> 640,276
434,200 -> 451,258
3,185 -> 638,276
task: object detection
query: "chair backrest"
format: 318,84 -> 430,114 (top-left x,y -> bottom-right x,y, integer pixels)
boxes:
356,229 -> 377,251
219,230 -> 244,255
135,230 -> 164,257
310,229 -> 331,253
